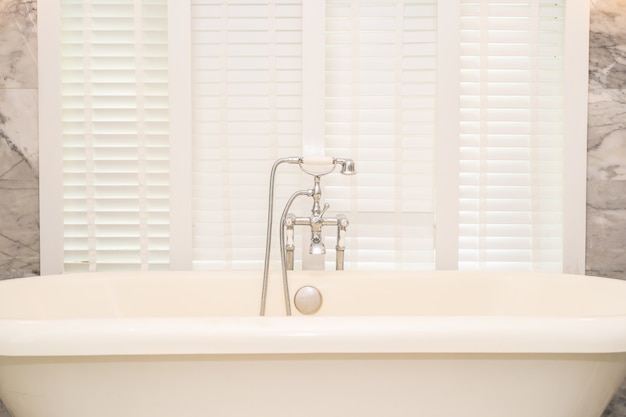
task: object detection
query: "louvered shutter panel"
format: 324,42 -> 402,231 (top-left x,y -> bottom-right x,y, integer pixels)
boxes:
457,0 -> 565,271
61,0 -> 170,272
45,0 -> 586,274
191,1 -> 303,270
324,0 -> 438,270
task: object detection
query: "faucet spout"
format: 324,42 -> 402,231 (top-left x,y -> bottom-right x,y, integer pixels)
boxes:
310,235 -> 326,255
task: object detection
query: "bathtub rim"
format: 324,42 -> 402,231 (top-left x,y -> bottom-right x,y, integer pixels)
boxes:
1,314 -> 626,356
2,270 -> 626,356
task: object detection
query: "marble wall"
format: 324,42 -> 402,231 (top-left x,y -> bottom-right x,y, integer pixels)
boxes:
0,2 -> 38,413
0,0 -> 38,281
587,0 -> 626,280
589,1 -> 626,416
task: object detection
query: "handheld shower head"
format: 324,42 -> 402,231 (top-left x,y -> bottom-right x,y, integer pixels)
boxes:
335,158 -> 357,175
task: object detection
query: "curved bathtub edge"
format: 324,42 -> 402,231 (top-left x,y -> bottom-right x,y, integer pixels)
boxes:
2,316 -> 626,356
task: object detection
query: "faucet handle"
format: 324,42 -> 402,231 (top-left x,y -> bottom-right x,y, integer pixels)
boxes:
319,203 -> 330,218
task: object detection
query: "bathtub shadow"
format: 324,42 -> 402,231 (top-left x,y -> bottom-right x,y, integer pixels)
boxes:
0,399 -> 11,417
603,378 -> 626,417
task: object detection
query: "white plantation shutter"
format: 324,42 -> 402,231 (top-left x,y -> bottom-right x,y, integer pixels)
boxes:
457,0 -> 566,271
191,0 -> 438,271
60,0 -> 170,272
39,0 -> 588,274
191,1 -> 303,270
324,0 -> 437,269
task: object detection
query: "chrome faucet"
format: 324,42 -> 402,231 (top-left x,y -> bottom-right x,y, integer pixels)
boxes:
260,156 -> 356,316
284,175 -> 350,269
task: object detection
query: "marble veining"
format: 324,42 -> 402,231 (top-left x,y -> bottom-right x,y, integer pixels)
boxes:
0,0 -> 37,89
0,0 -> 39,285
0,130 -> 38,280
0,89 -> 38,168
589,31 -> 626,90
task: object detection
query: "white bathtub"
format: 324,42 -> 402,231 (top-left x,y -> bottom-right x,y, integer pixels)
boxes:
1,270 -> 626,417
